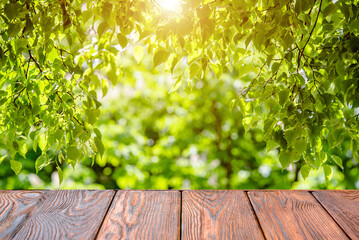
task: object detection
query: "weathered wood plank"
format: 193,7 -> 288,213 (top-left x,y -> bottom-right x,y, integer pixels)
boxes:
97,190 -> 180,240
0,190 -> 48,239
12,190 -> 114,240
312,191 -> 359,239
248,191 -> 349,240
182,190 -> 264,240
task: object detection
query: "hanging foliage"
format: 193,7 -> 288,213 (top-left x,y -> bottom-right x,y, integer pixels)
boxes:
0,0 -> 358,181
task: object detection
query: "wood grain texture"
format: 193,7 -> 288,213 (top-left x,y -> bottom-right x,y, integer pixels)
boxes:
248,191 -> 349,240
312,191 -> 359,239
182,190 -> 264,240
0,190 -> 48,239
97,190 -> 180,240
12,190 -> 114,240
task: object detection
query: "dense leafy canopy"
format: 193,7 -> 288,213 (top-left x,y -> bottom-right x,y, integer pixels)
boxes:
2,66 -> 357,189
0,0 -> 358,183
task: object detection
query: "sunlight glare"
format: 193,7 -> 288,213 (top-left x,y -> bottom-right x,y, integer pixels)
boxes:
158,0 -> 182,12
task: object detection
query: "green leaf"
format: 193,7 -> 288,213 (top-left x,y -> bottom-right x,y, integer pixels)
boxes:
35,154 -> 48,173
301,0 -> 311,12
0,155 -> 7,164
67,146 -> 83,162
229,99 -> 236,113
10,160 -> 22,175
266,139 -> 278,152
284,129 -> 296,147
279,150 -> 292,169
153,50 -> 169,67
323,165 -> 333,183
4,3 -> 21,21
335,60 -> 345,77
7,23 -> 21,38
190,63 -> 201,79
117,33 -> 128,49
57,166 -> 64,185
38,134 -> 48,151
170,56 -> 179,73
300,165 -> 311,180
304,153 -> 317,169
317,151 -> 327,165
94,128 -> 102,139
86,109 -> 100,125
101,3 -> 112,22
294,0 -> 302,14
169,76 -> 182,93
323,4 -> 337,18
17,141 -> 28,158
331,155 -> 343,170
97,22 -> 109,37
94,136 -> 105,157
295,73 -> 305,85
271,62 -> 280,73
278,90 -> 289,106
294,138 -> 306,155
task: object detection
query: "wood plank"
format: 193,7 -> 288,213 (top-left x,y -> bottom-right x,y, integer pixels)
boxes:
97,190 -> 180,240
248,191 -> 349,240
12,190 -> 114,240
182,190 -> 264,240
312,190 -> 359,239
0,190 -> 48,239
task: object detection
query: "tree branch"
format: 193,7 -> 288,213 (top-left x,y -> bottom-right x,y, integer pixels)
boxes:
298,0 -> 323,69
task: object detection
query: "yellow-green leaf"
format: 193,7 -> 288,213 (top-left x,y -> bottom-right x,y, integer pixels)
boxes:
38,134 -> 48,151
117,33 -> 128,49
153,50 -> 169,67
229,99 -> 236,113
323,165 -> 333,183
67,146 -> 83,161
169,77 -> 182,93
331,155 -> 343,170
57,166 -> 64,185
35,154 -> 47,173
10,160 -> 22,175
190,62 -> 201,79
0,155 -> 6,163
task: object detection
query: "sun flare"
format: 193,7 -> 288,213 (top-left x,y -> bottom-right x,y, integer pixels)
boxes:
157,0 -> 182,12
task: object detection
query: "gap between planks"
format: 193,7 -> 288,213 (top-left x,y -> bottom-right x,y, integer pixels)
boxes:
309,191 -> 352,240
244,190 -> 267,240
94,190 -> 117,240
179,190 -> 183,240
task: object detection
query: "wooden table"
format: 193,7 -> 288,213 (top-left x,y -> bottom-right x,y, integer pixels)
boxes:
0,190 -> 358,240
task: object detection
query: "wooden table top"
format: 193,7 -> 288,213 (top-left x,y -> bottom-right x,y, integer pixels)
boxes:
0,190 -> 358,240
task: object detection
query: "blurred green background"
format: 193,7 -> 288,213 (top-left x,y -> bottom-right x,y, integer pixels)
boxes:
1,48 -> 358,190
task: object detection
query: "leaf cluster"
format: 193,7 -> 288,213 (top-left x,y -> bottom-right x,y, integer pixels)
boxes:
0,0 -> 358,182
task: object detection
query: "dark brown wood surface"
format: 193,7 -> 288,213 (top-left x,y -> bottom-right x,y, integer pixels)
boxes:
248,191 -> 349,240
313,191 -> 359,239
11,190 -> 114,240
97,190 -> 180,240
182,190 -> 264,240
0,190 -> 48,239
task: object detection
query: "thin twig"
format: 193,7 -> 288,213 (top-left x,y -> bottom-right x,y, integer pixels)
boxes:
298,0 -> 323,69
